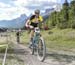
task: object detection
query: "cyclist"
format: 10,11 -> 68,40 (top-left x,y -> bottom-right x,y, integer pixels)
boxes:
25,9 -> 43,48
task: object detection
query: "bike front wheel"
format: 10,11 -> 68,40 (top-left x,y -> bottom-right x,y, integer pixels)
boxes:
37,37 -> 46,62
29,41 -> 35,55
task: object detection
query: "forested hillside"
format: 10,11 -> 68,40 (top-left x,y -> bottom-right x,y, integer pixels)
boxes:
45,0 -> 75,29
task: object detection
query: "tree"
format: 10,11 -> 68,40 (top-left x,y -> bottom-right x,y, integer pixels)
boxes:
56,0 -> 69,29
46,11 -> 57,29
69,0 -> 75,28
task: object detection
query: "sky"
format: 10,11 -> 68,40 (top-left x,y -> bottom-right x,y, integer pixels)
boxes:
0,0 -> 71,20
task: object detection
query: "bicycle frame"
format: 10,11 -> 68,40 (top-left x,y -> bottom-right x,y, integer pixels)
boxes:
32,27 -> 41,46
30,27 -> 46,62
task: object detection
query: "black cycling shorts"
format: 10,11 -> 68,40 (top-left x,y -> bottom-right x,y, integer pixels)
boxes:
30,22 -> 38,27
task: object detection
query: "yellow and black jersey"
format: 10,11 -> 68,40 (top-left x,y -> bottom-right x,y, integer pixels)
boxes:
30,15 -> 43,23
29,15 -> 43,27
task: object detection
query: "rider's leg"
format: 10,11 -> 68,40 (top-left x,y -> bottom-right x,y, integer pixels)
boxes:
30,30 -> 34,42
29,29 -> 34,48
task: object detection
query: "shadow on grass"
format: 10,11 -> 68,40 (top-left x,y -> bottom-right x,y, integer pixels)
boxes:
0,48 -> 29,54
0,49 -> 28,63
0,54 -> 24,62
46,52 -> 75,64
0,48 -> 29,62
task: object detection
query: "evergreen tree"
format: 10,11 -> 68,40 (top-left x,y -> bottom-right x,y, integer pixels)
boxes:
58,0 -> 69,29
69,0 -> 75,28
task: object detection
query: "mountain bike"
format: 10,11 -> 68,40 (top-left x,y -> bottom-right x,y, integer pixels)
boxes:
29,27 -> 46,62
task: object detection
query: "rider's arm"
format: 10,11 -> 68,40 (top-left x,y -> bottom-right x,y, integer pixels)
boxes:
25,15 -> 35,28
25,19 -> 30,27
26,15 -> 35,27
25,19 -> 34,29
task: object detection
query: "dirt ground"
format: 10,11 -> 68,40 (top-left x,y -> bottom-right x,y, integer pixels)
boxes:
0,43 -> 75,65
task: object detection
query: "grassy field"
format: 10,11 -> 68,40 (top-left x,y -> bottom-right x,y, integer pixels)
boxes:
0,28 -> 75,52
20,28 -> 75,51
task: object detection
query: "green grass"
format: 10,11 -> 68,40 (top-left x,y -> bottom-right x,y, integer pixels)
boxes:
20,28 -> 75,51
0,43 -> 7,53
20,31 -> 30,45
0,43 -> 14,53
1,28 -> 75,52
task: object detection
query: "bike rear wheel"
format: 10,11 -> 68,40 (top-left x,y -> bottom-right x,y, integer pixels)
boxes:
37,37 -> 46,62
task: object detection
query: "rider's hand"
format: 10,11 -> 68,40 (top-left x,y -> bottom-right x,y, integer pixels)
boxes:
29,25 -> 34,29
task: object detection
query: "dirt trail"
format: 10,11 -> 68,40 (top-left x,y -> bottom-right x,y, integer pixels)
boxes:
0,32 -> 75,65
3,43 -> 75,65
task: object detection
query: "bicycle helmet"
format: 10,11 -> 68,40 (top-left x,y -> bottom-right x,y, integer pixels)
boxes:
35,9 -> 40,14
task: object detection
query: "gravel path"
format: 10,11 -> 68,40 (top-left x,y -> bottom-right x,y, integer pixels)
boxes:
0,43 -> 74,65
0,32 -> 75,65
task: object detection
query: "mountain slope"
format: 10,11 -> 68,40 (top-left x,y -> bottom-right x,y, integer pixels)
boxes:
0,14 -> 27,29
